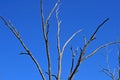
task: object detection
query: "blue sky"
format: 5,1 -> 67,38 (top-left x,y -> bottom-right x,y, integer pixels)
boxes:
0,0 -> 120,80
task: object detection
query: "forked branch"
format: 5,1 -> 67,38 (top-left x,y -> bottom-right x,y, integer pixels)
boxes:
68,18 -> 110,80
40,0 -> 60,80
69,47 -> 78,77
45,0 -> 60,26
56,7 -> 82,80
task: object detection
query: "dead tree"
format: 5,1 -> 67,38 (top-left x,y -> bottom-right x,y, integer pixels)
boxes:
0,0 -> 120,80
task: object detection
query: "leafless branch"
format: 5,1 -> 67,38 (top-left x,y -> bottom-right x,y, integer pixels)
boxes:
56,7 -> 62,80
40,0 -> 61,79
102,68 -> 115,80
45,72 -> 58,80
55,6 -> 82,80
61,29 -> 82,55
83,35 -> 87,45
70,47 -> 75,74
40,0 -> 45,32
90,18 -> 109,40
0,16 -> 46,80
45,0 -> 60,26
56,7 -> 61,55
100,53 -> 117,80
68,18 -> 110,80
19,52 -> 28,55
69,47 -> 78,77
40,0 -> 60,79
98,47 -> 120,80
82,41 -> 120,61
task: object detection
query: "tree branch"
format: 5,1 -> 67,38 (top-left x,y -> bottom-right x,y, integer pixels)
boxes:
45,72 -> 58,80
90,18 -> 109,40
0,16 -> 46,80
56,7 -> 61,55
69,47 -> 78,77
40,0 -> 60,80
56,7 -> 62,80
68,18 -> 110,80
45,0 -> 60,26
61,29 -> 82,55
100,53 -> 117,80
83,35 -> 87,45
55,6 -> 82,80
82,41 -> 120,61
101,68 -> 115,80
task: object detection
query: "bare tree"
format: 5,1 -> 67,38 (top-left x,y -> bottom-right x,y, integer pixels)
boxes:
0,0 -> 120,80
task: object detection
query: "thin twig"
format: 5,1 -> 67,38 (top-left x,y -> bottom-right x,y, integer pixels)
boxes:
61,29 -> 82,54
70,47 -> 75,74
83,35 -> 87,45
102,68 -> 115,80
69,47 -> 78,77
0,16 -> 46,80
45,0 -> 60,26
45,72 -> 58,80
56,7 -> 62,80
56,7 -> 61,55
82,41 -> 120,61
100,53 -> 117,80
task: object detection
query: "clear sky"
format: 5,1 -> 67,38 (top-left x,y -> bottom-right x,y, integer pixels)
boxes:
0,0 -> 120,80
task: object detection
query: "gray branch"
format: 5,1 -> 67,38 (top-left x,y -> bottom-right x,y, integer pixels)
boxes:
61,29 -> 82,55
82,41 -> 120,62
40,0 -> 60,80
0,16 -> 46,80
56,7 -> 62,80
55,6 -> 82,80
